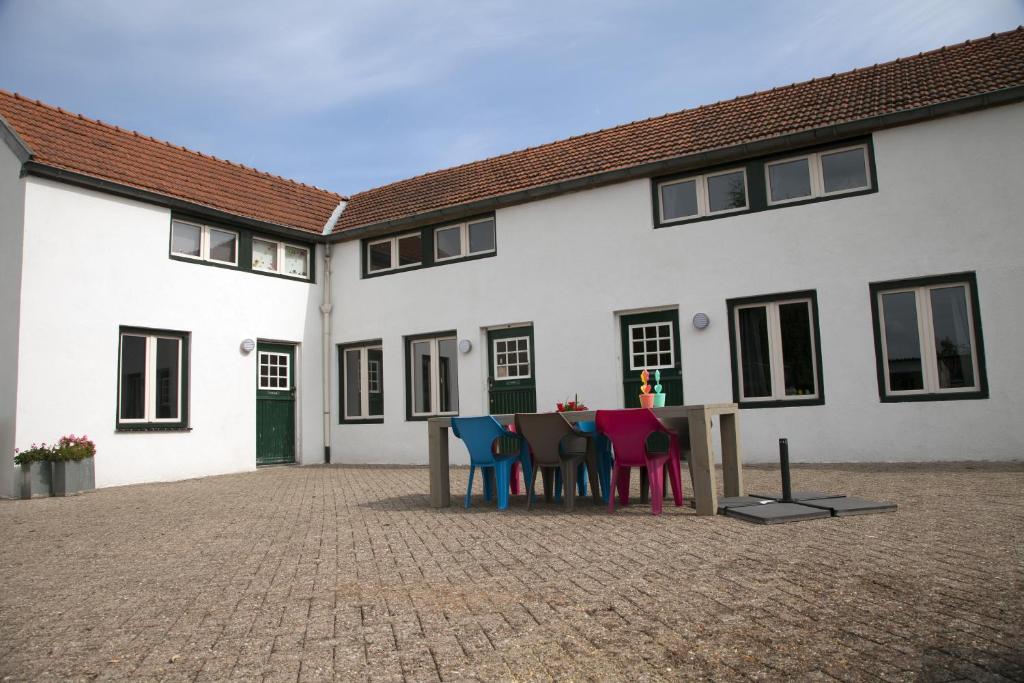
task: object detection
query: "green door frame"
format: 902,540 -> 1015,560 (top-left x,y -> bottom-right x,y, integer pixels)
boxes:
487,325 -> 537,415
620,310 -> 684,407
256,342 -> 296,465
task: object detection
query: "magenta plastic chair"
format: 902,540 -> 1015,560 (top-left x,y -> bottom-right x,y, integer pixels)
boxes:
596,408 -> 684,516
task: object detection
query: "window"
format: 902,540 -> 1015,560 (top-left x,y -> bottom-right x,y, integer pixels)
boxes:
117,327 -> 189,429
258,351 -> 290,390
766,145 -> 870,205
728,292 -> 823,407
407,334 -> 459,418
493,337 -> 531,379
251,238 -> 310,278
870,273 -> 987,401
171,220 -> 238,266
367,232 -> 422,273
340,342 -> 384,421
434,218 -> 496,261
657,168 -> 748,223
627,322 -> 676,370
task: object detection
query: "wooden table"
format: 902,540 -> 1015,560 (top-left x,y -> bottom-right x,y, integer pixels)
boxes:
427,404 -> 744,516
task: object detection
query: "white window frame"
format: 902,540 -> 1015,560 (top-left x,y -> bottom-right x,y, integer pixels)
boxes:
765,144 -> 871,206
877,282 -> 981,398
433,218 -> 496,262
251,238 -> 311,279
366,231 -> 423,273
733,298 -> 819,402
657,168 -> 749,224
258,351 -> 291,391
171,220 -> 239,267
627,322 -> 676,371
492,336 -> 532,381
343,345 -> 383,420
409,336 -> 458,418
118,333 -> 183,424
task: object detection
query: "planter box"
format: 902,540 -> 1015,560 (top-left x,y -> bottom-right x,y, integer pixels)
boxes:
52,458 -> 94,496
20,461 -> 52,499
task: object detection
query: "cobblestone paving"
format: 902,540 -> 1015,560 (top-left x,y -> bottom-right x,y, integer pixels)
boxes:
0,462 -> 1022,682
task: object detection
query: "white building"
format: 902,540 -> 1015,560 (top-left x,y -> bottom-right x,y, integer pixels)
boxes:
2,30 -> 1023,495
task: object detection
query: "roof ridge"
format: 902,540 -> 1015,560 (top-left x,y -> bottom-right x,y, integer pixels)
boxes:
0,87 -> 346,199
350,25 -> 1023,199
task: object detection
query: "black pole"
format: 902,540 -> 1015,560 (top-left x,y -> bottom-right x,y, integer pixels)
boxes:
779,438 -> 793,503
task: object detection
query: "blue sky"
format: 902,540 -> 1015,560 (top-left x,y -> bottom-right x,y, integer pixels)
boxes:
1,1 -> 1021,195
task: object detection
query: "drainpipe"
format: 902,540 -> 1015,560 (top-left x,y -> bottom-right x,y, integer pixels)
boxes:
321,242 -> 333,463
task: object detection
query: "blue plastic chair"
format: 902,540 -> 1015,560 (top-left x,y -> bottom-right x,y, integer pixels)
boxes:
451,416 -> 532,510
575,420 -> 613,503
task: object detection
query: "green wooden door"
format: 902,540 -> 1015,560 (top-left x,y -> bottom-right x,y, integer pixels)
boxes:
488,326 -> 537,414
620,311 -> 684,407
256,342 -> 296,465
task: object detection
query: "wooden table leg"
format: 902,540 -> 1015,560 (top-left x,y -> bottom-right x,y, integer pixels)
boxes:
720,412 -> 744,498
428,420 -> 451,508
687,408 -> 718,516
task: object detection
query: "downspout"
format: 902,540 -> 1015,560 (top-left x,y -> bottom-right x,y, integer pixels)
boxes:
320,199 -> 347,463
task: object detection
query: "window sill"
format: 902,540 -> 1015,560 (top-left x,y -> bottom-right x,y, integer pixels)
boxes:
406,414 -> 459,422
738,397 -> 824,409
116,425 -> 193,433
879,390 -> 988,404
338,418 -> 384,425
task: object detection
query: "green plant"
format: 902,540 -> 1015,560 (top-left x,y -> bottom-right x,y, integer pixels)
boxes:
53,434 -> 96,462
14,443 -> 55,466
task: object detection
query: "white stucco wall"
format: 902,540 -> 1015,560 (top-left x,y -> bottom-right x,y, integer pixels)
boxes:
13,179 -> 325,489
0,142 -> 26,498
329,102 -> 1024,465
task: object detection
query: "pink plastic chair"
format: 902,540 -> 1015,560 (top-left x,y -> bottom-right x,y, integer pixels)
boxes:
596,408 -> 684,515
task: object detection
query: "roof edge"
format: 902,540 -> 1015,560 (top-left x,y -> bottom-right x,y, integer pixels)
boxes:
0,113 -> 33,163
23,161 -> 328,241
329,84 -> 1024,242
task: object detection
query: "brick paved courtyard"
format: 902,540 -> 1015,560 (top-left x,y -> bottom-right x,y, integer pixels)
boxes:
0,463 -> 1021,682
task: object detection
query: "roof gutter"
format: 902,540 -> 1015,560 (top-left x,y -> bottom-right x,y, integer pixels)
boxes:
327,85 -> 1024,243
21,161 -> 330,242
0,114 -> 33,164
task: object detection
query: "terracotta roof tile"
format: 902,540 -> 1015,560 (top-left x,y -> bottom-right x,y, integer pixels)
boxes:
0,90 -> 343,234
334,28 -> 1024,234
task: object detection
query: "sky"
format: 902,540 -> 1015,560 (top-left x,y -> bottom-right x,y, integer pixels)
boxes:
0,1 -> 1021,196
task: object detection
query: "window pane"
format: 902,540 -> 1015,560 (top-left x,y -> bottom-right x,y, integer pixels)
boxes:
284,246 -> 309,277
468,219 -> 495,253
253,239 -> 278,272
768,158 -> 812,202
779,302 -> 815,396
738,307 -> 772,398
368,241 -> 392,271
438,339 -> 459,413
881,291 -> 924,391
170,221 -> 201,257
208,228 -> 237,263
661,180 -> 698,220
412,341 -> 431,414
344,349 -> 362,417
707,171 -> 747,212
397,235 -> 422,266
821,148 -> 868,193
930,286 -> 975,389
436,227 -> 461,259
155,338 -> 180,419
367,347 -> 384,417
120,335 -> 147,420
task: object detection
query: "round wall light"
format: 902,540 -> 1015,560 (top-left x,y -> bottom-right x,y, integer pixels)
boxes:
240,338 -> 256,354
458,339 -> 473,354
692,313 -> 710,330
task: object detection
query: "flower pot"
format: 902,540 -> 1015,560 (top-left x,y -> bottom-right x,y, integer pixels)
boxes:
653,393 -> 666,408
52,458 -> 93,496
20,461 -> 52,499
639,394 -> 656,409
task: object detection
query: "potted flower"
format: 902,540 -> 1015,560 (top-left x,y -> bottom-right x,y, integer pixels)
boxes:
652,370 -> 666,408
556,394 -> 589,412
14,443 -> 54,499
639,370 -> 655,409
50,434 -> 96,496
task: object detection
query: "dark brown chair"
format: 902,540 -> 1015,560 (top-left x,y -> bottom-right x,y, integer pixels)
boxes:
514,412 -> 602,510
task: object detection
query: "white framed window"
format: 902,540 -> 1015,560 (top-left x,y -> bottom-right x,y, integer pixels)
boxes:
408,335 -> 458,417
628,322 -> 675,371
341,344 -> 384,420
367,232 -> 423,273
766,144 -> 870,206
118,328 -> 188,428
873,276 -> 986,399
258,351 -> 291,390
434,218 -> 496,261
493,336 -> 531,380
252,238 -> 310,278
171,220 -> 239,266
731,295 -> 821,403
657,168 -> 748,224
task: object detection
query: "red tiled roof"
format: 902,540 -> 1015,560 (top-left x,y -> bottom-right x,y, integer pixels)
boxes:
334,27 -> 1024,234
0,90 -> 344,234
